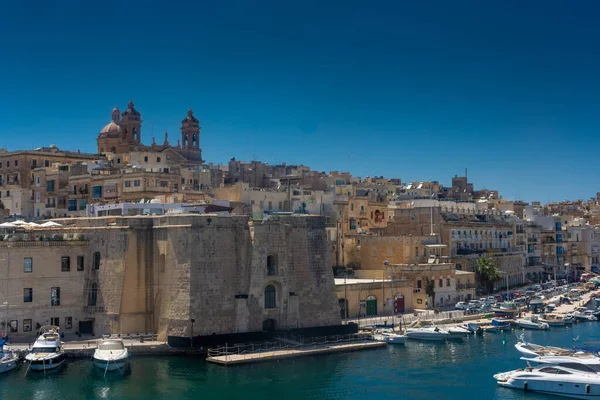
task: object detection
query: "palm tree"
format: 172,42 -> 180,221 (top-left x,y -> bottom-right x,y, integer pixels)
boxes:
474,256 -> 501,295
425,278 -> 436,308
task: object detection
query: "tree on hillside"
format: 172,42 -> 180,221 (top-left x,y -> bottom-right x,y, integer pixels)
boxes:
425,278 -> 436,308
474,256 -> 501,294
0,200 -> 4,209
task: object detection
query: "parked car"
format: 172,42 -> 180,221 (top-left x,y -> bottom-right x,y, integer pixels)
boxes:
486,296 -> 496,304
468,300 -> 482,308
455,301 -> 468,310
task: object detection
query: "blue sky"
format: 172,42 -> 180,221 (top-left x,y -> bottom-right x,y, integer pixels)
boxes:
1,1 -> 599,202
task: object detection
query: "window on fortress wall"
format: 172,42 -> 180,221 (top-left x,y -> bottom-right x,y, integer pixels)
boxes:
89,283 -> 97,306
23,319 -> 32,332
264,285 -> 276,309
24,257 -> 32,273
77,256 -> 84,271
45,160 -> 49,167
61,256 -> 70,272
51,287 -> 60,306
267,255 -> 278,276
23,288 -> 32,303
93,252 -> 101,270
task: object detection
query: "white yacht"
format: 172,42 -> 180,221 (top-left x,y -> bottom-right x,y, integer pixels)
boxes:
516,316 -> 549,330
494,356 -> 600,398
405,326 -> 449,341
25,325 -> 66,371
372,329 -> 406,345
0,337 -> 18,374
93,338 -> 130,372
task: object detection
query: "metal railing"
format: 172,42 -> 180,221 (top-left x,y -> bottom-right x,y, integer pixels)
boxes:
206,333 -> 371,359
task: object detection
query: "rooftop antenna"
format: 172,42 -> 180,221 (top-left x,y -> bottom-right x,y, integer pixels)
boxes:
248,131 -> 251,163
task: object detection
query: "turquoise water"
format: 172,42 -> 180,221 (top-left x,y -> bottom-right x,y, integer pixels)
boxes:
2,323 -> 600,400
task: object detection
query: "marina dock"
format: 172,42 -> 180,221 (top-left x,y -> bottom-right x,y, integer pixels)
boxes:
206,341 -> 385,365
206,334 -> 384,365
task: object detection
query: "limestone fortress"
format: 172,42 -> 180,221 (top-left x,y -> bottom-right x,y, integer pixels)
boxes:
0,101 -> 343,344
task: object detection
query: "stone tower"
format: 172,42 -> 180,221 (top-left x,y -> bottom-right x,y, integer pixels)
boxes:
121,99 -> 142,145
181,108 -> 200,150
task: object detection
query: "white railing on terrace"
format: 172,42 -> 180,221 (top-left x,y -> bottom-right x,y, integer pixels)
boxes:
345,310 -> 470,328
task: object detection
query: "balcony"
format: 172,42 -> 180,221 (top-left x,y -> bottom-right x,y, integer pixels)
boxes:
457,283 -> 476,290
528,237 -> 538,243
82,305 -> 105,313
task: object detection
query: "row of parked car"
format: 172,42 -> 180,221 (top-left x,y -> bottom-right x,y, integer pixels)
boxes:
456,281 -> 590,312
455,297 -> 497,311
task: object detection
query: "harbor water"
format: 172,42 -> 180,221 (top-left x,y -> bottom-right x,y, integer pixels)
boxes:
2,323 -> 600,400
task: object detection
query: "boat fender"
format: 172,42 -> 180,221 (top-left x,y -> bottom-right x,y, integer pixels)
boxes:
523,382 -> 528,391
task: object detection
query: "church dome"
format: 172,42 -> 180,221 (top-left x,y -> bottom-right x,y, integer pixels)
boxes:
99,121 -> 122,138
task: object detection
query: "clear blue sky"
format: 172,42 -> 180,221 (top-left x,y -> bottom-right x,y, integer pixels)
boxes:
1,1 -> 599,202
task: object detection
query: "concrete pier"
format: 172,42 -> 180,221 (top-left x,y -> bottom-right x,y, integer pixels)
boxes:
206,341 -> 386,365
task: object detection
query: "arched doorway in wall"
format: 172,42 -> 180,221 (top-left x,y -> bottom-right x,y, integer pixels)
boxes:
366,295 -> 377,316
262,318 -> 277,332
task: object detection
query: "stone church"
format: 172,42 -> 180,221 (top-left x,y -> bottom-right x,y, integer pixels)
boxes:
96,100 -> 202,163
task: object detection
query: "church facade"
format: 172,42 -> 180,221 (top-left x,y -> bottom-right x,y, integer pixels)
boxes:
96,100 -> 202,164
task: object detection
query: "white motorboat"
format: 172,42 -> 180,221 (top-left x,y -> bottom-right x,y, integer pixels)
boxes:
25,325 -> 66,371
539,313 -> 572,327
372,329 -> 406,345
93,339 -> 130,372
568,309 -> 598,322
0,337 -> 18,374
446,326 -> 470,339
405,327 -> 449,341
515,338 -> 598,359
494,356 -> 600,398
516,316 -> 549,330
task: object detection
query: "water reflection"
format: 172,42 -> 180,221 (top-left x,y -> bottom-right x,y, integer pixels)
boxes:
1,325 -> 599,399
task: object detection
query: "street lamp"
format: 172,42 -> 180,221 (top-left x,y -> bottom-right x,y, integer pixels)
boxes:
190,318 -> 195,348
2,301 -> 8,338
383,260 -> 390,315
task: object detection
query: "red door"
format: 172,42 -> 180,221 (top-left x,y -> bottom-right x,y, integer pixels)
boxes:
394,295 -> 405,314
